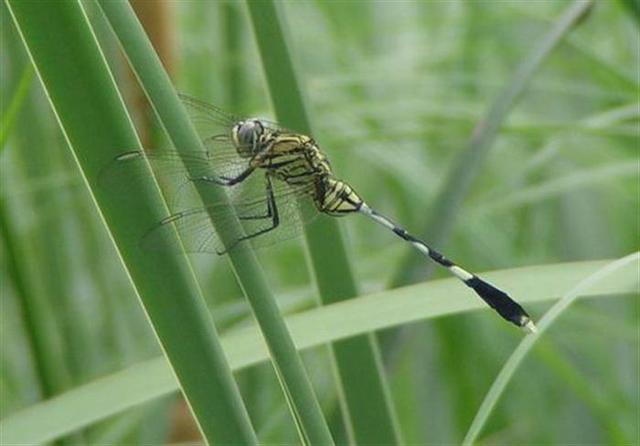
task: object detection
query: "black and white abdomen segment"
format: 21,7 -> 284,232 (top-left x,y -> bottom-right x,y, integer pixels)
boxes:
359,203 -> 536,332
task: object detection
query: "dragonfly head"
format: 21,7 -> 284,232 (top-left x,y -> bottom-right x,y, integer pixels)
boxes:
233,119 -> 269,158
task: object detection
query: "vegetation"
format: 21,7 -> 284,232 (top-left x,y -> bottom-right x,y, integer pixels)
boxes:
1,1 -> 637,445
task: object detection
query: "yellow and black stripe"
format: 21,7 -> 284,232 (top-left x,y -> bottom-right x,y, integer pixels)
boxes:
317,178 -> 363,215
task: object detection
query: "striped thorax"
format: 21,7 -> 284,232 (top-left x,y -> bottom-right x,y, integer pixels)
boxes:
235,120 -> 364,217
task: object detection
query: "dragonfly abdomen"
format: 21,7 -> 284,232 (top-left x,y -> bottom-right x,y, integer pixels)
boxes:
316,177 -> 363,215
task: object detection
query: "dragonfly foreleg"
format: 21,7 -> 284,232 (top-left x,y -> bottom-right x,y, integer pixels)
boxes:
190,165 -> 256,186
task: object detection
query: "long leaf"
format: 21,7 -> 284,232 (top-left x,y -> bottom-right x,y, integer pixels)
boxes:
6,1 -> 257,444
2,258 -> 637,445
245,1 -> 402,443
0,64 -> 33,151
96,1 -> 334,444
463,253 -> 640,445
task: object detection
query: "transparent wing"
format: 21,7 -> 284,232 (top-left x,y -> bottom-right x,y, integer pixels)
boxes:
99,96 -> 318,254
98,141 -> 253,210
178,93 -> 242,127
178,93 -> 242,140
140,177 -> 318,254
100,96 -> 276,205
179,93 -> 293,135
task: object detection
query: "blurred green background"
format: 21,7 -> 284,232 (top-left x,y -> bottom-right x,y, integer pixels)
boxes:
1,1 -> 638,445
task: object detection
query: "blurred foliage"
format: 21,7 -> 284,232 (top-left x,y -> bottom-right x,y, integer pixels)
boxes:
1,1 -> 638,445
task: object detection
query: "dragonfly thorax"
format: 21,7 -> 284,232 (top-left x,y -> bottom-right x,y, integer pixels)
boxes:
232,119 -> 270,158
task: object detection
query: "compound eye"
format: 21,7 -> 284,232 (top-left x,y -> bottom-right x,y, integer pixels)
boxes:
239,121 -> 264,144
237,124 -> 252,144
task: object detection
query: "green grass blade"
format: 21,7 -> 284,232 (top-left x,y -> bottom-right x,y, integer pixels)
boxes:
245,1 -> 402,443
471,160 -> 638,215
533,341 -> 629,444
0,196 -> 72,399
617,0 -> 640,25
6,1 -> 257,444
390,0 -> 597,287
0,25 -> 82,446
0,64 -> 33,151
221,1 -> 244,111
95,2 -> 335,444
2,258 -> 636,445
462,253 -> 640,445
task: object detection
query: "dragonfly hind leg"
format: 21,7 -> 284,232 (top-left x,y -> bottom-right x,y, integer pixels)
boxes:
219,175 -> 280,253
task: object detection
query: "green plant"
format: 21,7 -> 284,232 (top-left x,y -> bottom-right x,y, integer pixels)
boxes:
2,1 -> 637,445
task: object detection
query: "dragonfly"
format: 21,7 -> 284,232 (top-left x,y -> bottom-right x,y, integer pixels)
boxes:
107,94 -> 536,333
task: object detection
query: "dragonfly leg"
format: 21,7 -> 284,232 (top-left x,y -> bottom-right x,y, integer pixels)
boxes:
221,175 -> 280,253
238,174 -> 275,220
191,165 -> 256,186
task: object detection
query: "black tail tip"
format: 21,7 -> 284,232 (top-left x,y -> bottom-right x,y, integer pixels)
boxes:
466,276 -> 536,332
